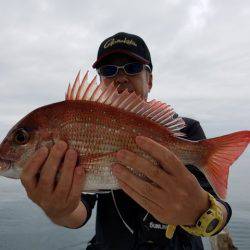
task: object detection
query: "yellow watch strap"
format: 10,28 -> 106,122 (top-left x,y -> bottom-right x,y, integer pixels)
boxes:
181,193 -> 223,237
165,192 -> 224,239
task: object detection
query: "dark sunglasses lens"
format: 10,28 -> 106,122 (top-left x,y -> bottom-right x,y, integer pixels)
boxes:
99,65 -> 117,77
124,63 -> 143,75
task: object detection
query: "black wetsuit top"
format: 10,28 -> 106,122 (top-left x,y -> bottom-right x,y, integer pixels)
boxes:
80,118 -> 232,250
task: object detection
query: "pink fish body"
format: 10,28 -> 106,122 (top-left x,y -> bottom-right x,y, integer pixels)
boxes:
0,71 -> 249,200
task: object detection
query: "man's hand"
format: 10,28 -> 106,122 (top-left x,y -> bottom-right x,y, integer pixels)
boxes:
112,136 -> 210,226
20,141 -> 86,228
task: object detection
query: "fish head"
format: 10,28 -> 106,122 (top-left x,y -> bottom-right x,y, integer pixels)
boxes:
0,106 -> 54,179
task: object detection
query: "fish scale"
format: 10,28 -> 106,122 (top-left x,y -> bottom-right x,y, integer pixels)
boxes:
60,115 -> 138,185
56,102 -> 158,191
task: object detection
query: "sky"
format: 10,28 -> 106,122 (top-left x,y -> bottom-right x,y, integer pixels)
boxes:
0,0 -> 250,141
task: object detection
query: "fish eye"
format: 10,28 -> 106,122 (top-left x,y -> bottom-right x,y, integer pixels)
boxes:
13,129 -> 30,145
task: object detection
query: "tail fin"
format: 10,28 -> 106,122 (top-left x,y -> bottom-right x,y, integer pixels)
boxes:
200,131 -> 250,200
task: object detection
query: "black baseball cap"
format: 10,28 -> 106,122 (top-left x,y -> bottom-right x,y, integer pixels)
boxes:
92,32 -> 153,71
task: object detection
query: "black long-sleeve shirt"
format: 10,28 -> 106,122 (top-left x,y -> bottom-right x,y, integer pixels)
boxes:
80,117 -> 232,250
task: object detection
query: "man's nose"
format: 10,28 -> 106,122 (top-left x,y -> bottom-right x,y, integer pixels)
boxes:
114,69 -> 129,85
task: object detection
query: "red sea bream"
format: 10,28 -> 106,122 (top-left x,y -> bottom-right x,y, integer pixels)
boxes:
0,71 -> 249,200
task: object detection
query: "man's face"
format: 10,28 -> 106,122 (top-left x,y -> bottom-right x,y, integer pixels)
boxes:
97,54 -> 152,100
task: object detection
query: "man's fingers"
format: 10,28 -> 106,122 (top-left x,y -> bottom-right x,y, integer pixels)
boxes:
67,166 -> 85,203
55,149 -> 78,198
38,141 -> 67,192
112,163 -> 165,208
135,136 -> 184,175
116,149 -> 172,189
117,178 -> 163,220
21,146 -> 49,190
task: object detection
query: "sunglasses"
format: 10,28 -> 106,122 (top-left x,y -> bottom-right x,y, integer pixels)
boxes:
97,62 -> 151,78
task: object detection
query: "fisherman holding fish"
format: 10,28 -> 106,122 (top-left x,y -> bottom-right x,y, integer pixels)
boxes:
3,32 -> 250,249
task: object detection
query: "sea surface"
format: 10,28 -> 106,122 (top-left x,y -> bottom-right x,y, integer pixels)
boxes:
0,120 -> 249,250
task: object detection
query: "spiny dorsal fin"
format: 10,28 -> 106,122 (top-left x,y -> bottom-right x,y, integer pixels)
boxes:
65,71 -> 186,136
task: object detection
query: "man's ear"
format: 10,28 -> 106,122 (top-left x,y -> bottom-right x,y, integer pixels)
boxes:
148,73 -> 153,91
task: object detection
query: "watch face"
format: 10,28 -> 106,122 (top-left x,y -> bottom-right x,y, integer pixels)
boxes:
206,219 -> 219,233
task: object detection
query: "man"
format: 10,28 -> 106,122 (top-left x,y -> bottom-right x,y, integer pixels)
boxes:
21,32 -> 232,250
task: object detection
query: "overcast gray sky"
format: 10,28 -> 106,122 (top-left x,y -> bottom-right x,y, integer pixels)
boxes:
0,0 -> 250,140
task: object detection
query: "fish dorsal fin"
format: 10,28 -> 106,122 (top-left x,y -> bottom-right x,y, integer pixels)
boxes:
65,71 -> 186,136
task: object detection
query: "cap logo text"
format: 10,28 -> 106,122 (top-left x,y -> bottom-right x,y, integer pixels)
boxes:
104,37 -> 137,49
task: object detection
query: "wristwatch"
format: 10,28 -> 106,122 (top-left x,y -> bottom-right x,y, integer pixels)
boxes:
165,192 -> 224,239
180,192 -> 224,237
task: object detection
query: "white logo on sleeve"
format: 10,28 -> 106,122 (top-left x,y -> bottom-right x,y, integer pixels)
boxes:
149,222 -> 167,230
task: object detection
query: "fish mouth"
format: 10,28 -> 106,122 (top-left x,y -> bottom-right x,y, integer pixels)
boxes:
0,156 -> 12,173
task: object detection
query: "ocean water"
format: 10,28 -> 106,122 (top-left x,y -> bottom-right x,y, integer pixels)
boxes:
0,180 -> 95,250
